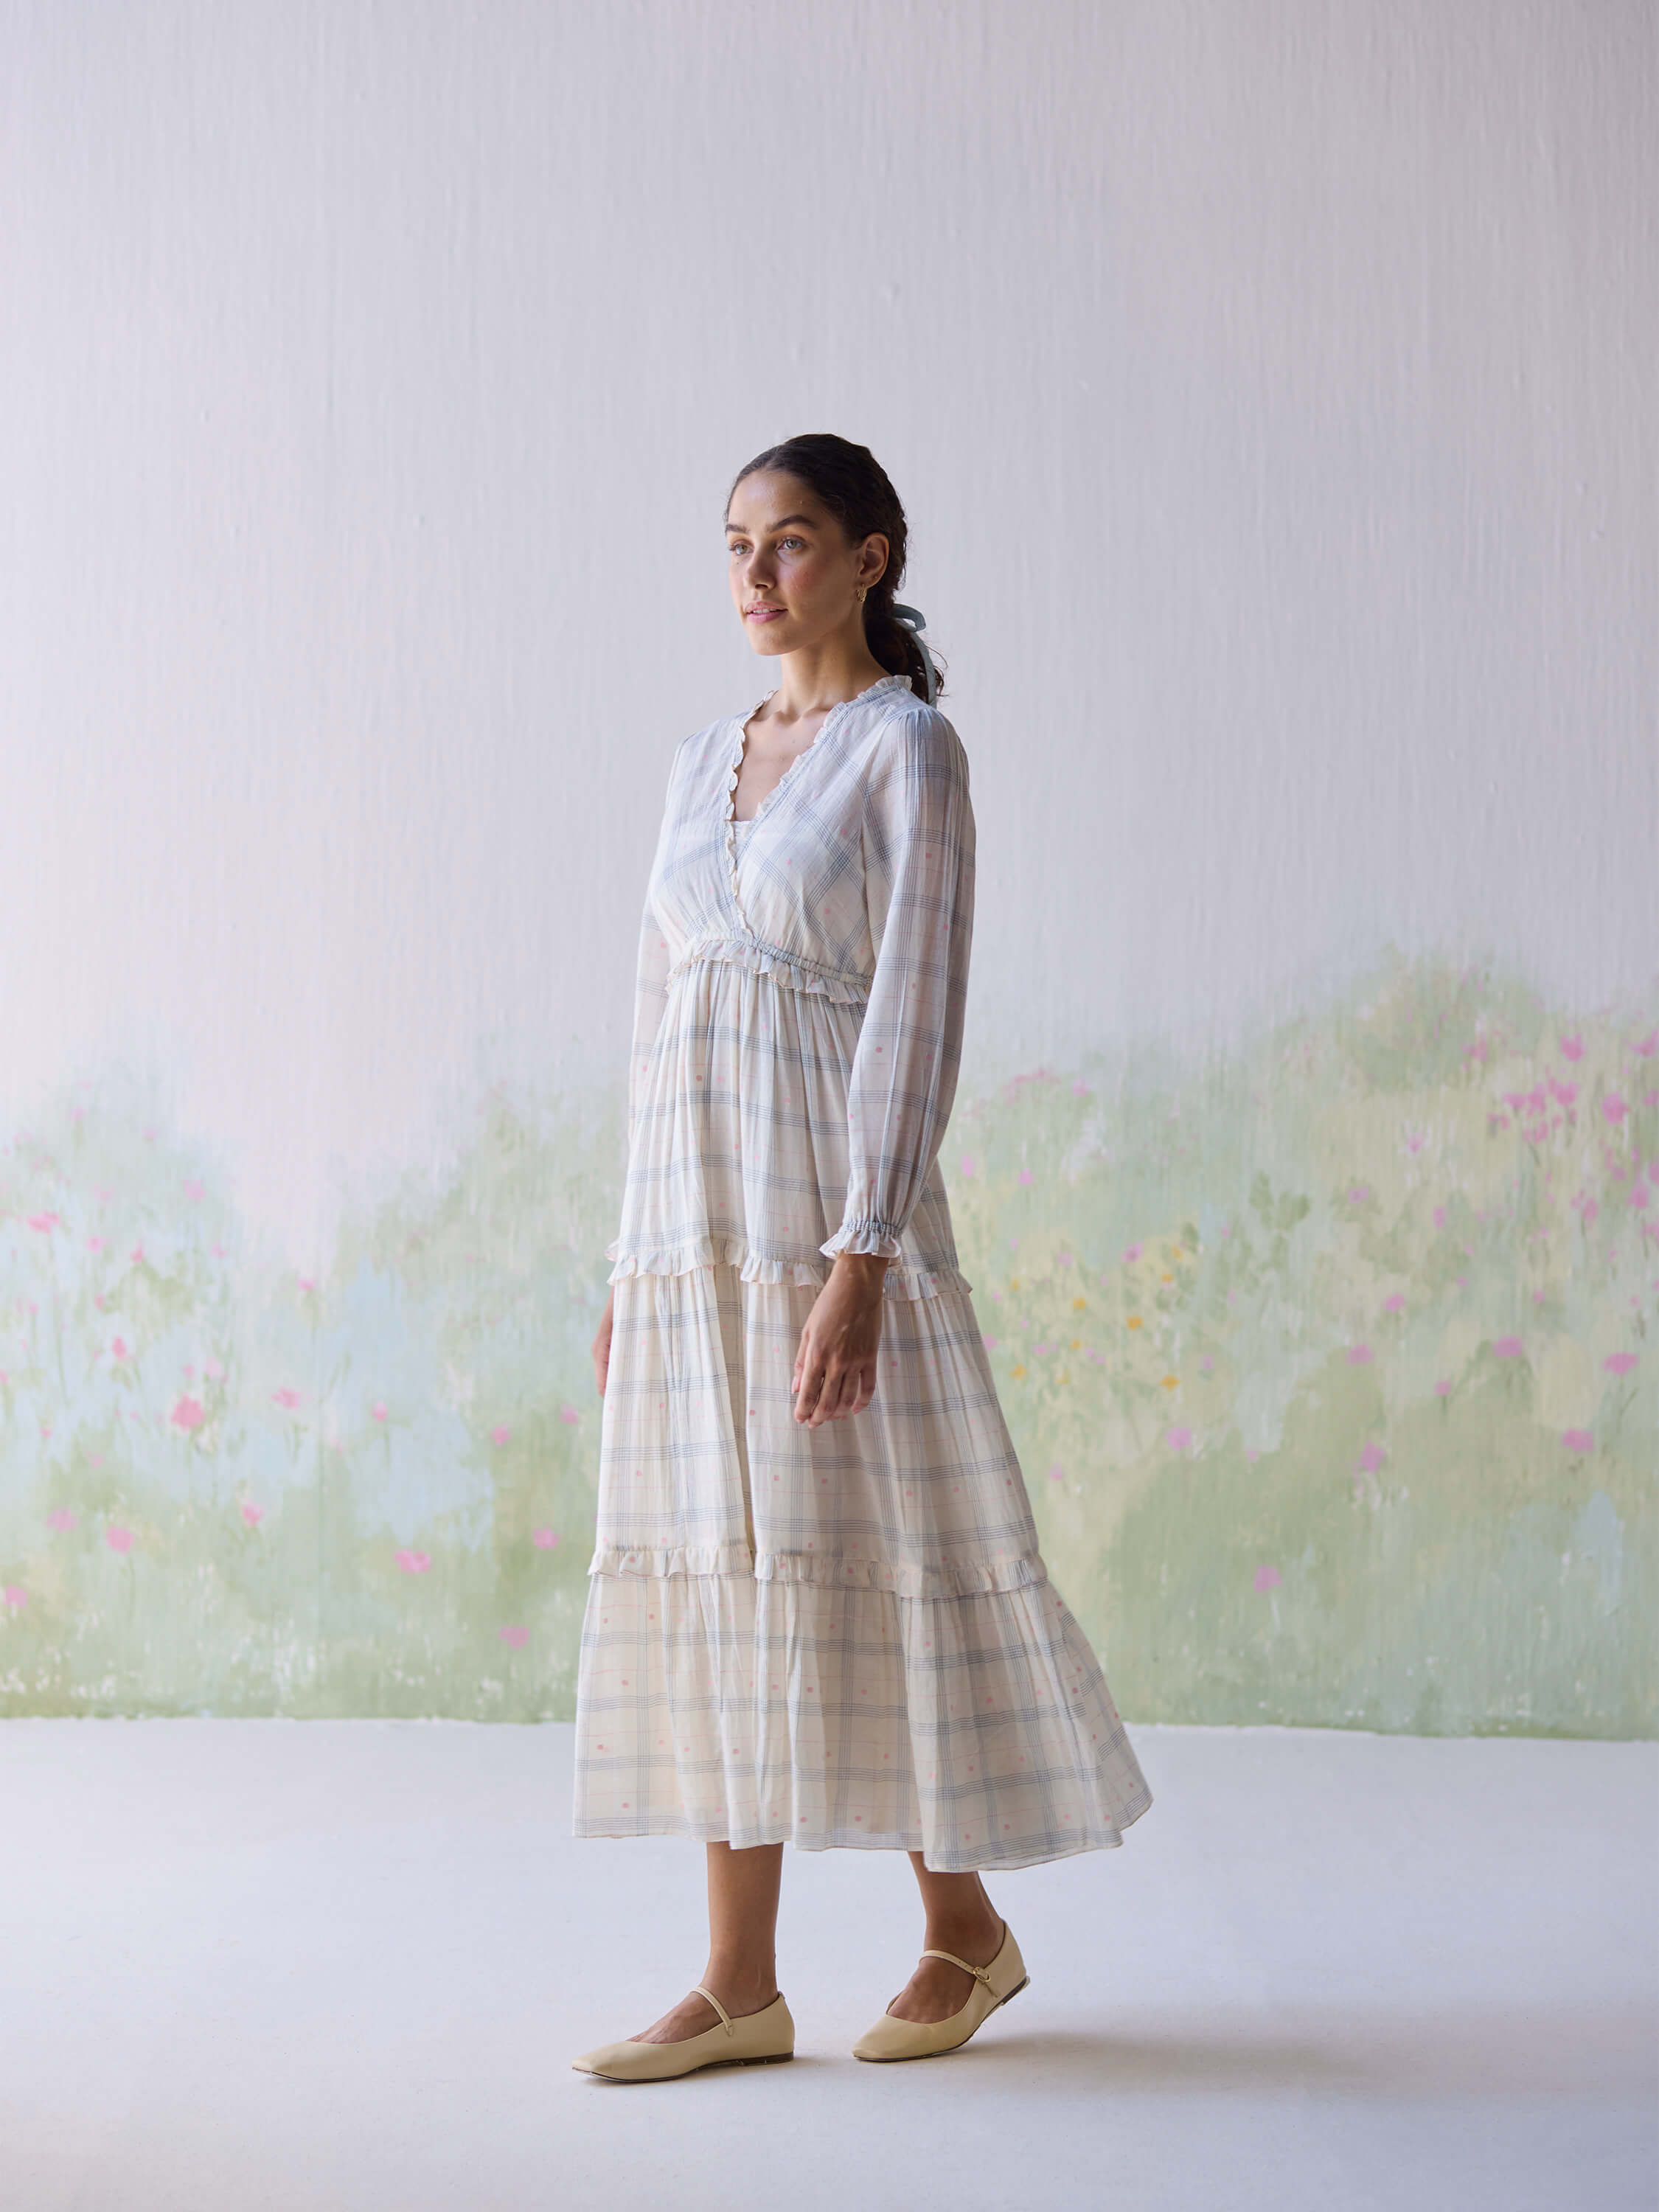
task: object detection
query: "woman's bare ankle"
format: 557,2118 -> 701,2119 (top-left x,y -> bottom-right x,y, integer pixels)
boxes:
700,1964 -> 781,2012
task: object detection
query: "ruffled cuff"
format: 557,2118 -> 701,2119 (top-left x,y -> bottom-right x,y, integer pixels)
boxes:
819,1215 -> 905,1262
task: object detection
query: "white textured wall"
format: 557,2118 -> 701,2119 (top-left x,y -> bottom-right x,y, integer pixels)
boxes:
2,0 -> 1653,1265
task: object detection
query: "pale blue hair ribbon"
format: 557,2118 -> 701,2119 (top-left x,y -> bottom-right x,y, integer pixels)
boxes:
891,602 -> 938,706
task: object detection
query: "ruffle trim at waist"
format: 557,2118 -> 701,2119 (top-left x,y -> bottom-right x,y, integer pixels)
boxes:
604,1232 -> 972,1301
664,935 -> 872,1006
586,1543 -> 1051,1600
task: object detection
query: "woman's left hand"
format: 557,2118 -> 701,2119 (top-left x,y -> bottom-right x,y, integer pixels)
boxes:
792,1254 -> 889,1425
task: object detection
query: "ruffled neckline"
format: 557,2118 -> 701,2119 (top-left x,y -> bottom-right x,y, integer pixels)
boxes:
722,672 -> 911,865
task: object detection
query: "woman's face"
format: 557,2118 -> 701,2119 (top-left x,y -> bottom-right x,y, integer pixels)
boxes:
725,470 -> 888,657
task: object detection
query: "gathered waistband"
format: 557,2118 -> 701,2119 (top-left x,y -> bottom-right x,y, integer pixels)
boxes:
664,933 -> 872,1005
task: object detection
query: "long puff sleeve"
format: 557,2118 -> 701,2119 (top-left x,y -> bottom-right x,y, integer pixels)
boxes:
622,888 -> 673,1173
820,707 -> 975,1262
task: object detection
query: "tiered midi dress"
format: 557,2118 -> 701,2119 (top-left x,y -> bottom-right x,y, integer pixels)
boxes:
572,671 -> 1152,1871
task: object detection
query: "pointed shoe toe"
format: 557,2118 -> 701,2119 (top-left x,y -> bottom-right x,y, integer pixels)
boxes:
852,1920 -> 1029,2062
573,1989 -> 795,2082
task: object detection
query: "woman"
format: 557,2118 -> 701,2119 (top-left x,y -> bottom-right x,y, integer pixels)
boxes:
571,434 -> 1152,2082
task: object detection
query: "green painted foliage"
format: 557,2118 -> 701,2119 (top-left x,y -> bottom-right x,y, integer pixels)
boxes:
1,950 -> 1655,1732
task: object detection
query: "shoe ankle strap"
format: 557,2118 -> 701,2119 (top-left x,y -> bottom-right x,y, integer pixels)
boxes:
919,1948 -> 995,1990
692,1984 -> 735,2035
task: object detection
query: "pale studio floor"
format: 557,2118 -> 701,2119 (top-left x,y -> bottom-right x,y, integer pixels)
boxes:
1,1719 -> 1654,2212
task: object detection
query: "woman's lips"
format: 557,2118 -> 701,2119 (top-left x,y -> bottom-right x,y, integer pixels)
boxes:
745,606 -> 785,622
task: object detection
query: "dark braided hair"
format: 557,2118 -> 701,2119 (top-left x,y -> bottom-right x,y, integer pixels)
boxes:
726,433 -> 946,703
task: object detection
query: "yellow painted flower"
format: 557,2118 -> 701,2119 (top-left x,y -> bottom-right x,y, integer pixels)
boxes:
1072,1295 -> 1088,1310
1009,1278 -> 1020,1293
1069,1338 -> 1082,1349
1161,1274 -> 1173,1284
1056,1370 -> 1070,1385
1126,1316 -> 1143,1330
1161,1374 -> 1180,1390
1010,1363 -> 1028,1380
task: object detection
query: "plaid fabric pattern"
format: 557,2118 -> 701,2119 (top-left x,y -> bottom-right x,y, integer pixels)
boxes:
576,675 -> 1152,1871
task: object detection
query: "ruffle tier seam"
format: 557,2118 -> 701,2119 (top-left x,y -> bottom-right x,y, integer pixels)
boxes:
586,1543 -> 1050,1599
605,1234 -> 972,1301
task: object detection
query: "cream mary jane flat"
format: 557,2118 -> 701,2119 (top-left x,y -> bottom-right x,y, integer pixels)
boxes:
852,1919 -> 1029,2062
571,1987 -> 795,2082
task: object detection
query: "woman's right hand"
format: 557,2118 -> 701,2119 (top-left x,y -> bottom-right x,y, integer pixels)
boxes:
591,1287 -> 615,1397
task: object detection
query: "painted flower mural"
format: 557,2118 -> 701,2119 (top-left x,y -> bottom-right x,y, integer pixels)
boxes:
0,952 -> 1652,1733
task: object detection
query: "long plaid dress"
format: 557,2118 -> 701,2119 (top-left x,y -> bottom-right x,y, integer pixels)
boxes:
572,672 -> 1152,1871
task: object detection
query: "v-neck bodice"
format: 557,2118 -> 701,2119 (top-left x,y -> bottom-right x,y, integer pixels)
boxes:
608,669 -> 975,1294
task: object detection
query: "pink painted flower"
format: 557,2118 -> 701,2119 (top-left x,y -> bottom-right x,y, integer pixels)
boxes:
1047,1462 -> 1065,1483
1348,1343 -> 1374,1365
183,1178 -> 204,1201
1122,1243 -> 1141,1264
981,1334 -> 1000,1350
499,1625 -> 530,1648
3,1584 -> 27,1608
1348,1184 -> 1371,1204
204,1356 -> 224,1378
394,1548 -> 432,1573
1165,1425 -> 1192,1451
1634,1030 -> 1658,1058
1018,1169 -> 1034,1186
1405,1130 -> 1425,1153
1562,1428 -> 1594,1454
1072,1079 -> 1091,1096
240,1501 -> 264,1526
1253,1564 -> 1281,1593
1559,1034 -> 1584,1062
272,1386 -> 302,1410
86,1234 -> 103,1251
296,1274 -> 316,1293
105,1526 -> 134,1554
170,1394 -> 206,1431
46,1508 -> 76,1531
1434,1378 -> 1453,1396
27,1212 -> 60,1233
1382,1293 -> 1406,1313
959,1152 -> 976,1178
1604,1352 -> 1638,1375
1492,1336 -> 1523,1359
1357,1441 -> 1386,1473
490,1424 -> 511,1447
1245,1447 -> 1259,1463
531,1528 -> 560,1549
1601,1092 -> 1628,1124
371,1400 -> 388,1422
1433,1206 -> 1447,1229
559,1404 -> 580,1425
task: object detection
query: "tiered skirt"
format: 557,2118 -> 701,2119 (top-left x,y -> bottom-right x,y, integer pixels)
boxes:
572,1257 -> 1152,1873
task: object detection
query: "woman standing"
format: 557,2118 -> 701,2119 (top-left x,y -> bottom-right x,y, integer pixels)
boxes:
571,434 -> 1151,2082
